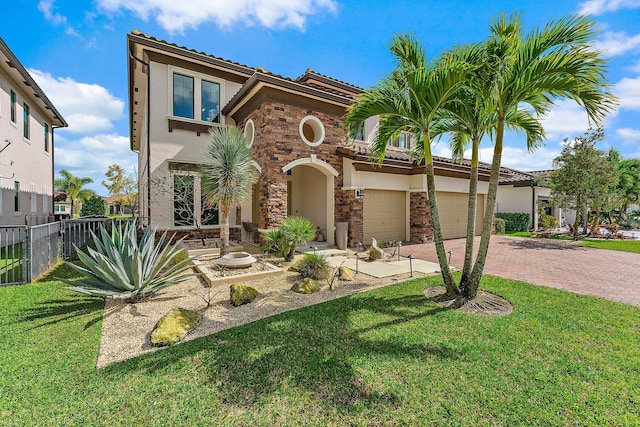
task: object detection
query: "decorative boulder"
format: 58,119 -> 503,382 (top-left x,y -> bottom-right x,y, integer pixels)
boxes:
288,258 -> 303,272
150,307 -> 201,347
230,284 -> 258,306
339,266 -> 354,281
291,277 -> 320,294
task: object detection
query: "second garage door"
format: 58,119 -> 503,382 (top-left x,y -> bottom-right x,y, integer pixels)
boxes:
437,192 -> 485,240
363,190 -> 406,243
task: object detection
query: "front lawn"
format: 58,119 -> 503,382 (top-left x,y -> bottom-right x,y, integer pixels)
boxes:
0,264 -> 638,426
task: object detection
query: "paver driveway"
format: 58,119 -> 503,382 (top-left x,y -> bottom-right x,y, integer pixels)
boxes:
401,236 -> 640,307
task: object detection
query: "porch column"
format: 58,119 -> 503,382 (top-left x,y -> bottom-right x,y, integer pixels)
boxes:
410,191 -> 432,243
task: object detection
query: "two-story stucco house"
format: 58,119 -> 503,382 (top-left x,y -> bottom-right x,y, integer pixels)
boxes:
127,31 -> 562,247
0,37 -> 67,226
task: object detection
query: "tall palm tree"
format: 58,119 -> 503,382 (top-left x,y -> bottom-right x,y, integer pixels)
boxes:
431,44 -> 545,296
345,33 -> 468,298
465,13 -> 617,299
201,126 -> 258,256
54,169 -> 94,218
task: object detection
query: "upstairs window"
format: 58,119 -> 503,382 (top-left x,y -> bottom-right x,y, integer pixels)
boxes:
23,103 -> 30,139
14,181 -> 20,212
10,90 -> 16,123
201,80 -> 220,123
173,73 -> 194,119
44,123 -> 49,152
354,123 -> 365,141
389,133 -> 411,149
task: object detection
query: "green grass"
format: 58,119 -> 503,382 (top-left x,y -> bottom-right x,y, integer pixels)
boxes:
0,243 -> 24,284
1,265 -> 639,426
506,232 -> 640,253
578,239 -> 640,253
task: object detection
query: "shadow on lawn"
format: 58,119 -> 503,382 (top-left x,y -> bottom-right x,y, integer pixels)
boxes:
103,288 -> 457,411
19,261 -> 104,330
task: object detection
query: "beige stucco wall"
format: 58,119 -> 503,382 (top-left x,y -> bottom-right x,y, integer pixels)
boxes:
0,67 -> 53,225
146,61 -> 244,230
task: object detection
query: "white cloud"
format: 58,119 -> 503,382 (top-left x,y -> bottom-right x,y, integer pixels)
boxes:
38,0 -> 78,35
538,100 -> 601,140
29,69 -> 125,134
616,75 -> 640,110
578,0 -> 640,15
594,31 -> 640,56
479,146 -> 560,171
55,134 -> 137,194
96,0 -> 338,33
616,127 -> 640,143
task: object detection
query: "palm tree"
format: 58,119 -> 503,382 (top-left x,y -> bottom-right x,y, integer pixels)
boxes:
465,13 -> 617,300
54,169 -> 95,218
345,33 -> 468,298
201,126 -> 258,256
432,45 -> 545,295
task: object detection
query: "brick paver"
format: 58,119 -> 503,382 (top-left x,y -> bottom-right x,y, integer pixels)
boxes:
401,236 -> 640,307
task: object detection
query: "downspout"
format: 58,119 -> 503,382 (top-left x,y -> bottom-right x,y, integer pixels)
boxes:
51,124 -> 62,221
531,182 -> 536,231
129,50 -> 151,224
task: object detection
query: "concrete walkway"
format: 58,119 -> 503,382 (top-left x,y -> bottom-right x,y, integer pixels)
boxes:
401,236 -> 640,307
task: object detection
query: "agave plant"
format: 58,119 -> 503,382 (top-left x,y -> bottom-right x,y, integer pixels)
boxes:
61,220 -> 195,301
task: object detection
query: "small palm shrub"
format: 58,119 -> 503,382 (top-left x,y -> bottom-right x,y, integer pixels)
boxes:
61,220 -> 195,301
298,253 -> 330,280
539,214 -> 558,230
261,228 -> 289,258
494,217 -> 506,235
280,216 -> 315,261
261,216 -> 315,261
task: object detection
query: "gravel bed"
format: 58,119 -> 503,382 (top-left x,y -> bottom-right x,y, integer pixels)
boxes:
96,259 -> 429,368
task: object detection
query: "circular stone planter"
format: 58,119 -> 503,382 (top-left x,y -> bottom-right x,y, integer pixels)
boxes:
217,252 -> 257,269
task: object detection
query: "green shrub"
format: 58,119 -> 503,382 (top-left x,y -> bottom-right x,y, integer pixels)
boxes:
494,217 -> 506,235
298,253 -> 330,280
495,212 -> 531,232
368,245 -> 382,260
539,214 -> 559,230
261,217 -> 315,261
60,220 -> 195,301
80,196 -> 108,217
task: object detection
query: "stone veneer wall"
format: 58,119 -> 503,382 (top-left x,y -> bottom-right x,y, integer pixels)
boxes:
410,192 -> 433,243
239,100 -> 364,245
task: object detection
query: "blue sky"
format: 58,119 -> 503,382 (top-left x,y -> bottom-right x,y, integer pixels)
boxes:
2,0 -> 639,194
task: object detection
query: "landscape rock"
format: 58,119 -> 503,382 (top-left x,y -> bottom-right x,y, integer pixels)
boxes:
230,284 -> 259,306
150,307 -> 201,346
339,266 -> 354,281
291,277 -> 320,294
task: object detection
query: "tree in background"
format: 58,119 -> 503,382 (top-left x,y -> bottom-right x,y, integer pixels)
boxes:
102,164 -> 138,215
54,170 -> 95,218
615,159 -> 640,224
550,129 -> 618,240
201,126 -> 258,256
80,196 -> 108,217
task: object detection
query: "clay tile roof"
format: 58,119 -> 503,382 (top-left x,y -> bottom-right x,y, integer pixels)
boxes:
130,30 -> 256,74
341,142 -> 543,183
296,68 -> 364,93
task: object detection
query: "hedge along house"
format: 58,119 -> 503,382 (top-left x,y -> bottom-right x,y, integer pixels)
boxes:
128,31 -> 555,247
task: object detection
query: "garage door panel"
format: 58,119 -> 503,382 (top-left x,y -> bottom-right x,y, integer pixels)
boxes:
363,190 -> 406,243
437,192 -> 484,240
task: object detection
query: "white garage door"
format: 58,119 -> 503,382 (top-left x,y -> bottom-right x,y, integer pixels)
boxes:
437,192 -> 484,240
363,190 -> 406,243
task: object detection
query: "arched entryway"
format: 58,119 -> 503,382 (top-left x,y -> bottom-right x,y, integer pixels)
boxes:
282,156 -> 337,244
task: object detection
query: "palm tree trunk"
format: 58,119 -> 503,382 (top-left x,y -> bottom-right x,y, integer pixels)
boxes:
70,198 -> 75,219
423,134 -> 459,297
460,139 -> 480,292
220,202 -> 230,256
467,118 -> 505,299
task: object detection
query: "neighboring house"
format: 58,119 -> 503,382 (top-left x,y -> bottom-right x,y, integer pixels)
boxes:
53,191 -> 72,220
496,169 -> 569,230
102,195 -> 133,216
127,31 -> 558,246
0,37 -> 67,226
